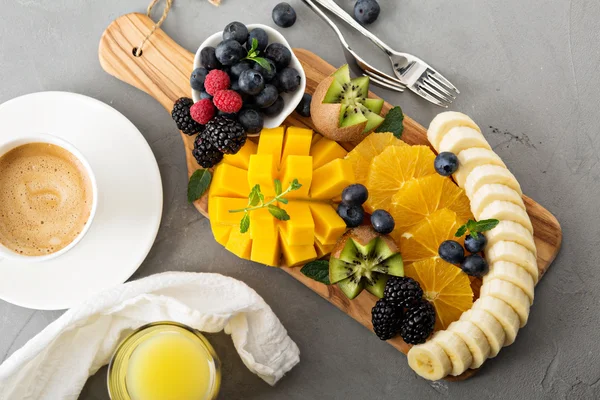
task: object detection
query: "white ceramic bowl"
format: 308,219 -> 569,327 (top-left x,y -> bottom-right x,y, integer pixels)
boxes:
193,24 -> 306,129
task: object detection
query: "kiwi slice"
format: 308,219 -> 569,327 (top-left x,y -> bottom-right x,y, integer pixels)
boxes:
322,65 -> 385,134
330,230 -> 404,300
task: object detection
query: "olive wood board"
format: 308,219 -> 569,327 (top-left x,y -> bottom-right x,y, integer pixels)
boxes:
99,13 -> 562,381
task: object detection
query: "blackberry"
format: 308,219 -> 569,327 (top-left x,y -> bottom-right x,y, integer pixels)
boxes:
171,98 -> 203,135
399,300 -> 436,345
371,298 -> 403,340
192,132 -> 223,168
383,277 -> 423,308
204,116 -> 247,154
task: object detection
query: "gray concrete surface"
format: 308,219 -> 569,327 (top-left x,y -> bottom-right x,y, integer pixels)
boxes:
0,0 -> 598,398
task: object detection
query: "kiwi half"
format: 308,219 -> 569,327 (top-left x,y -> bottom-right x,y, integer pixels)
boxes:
311,65 -> 385,142
329,226 -> 404,299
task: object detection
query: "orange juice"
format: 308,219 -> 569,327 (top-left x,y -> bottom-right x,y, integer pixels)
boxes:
108,322 -> 220,400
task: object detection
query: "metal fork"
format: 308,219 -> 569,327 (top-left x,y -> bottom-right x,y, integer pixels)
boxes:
312,0 -> 459,107
302,0 -> 405,93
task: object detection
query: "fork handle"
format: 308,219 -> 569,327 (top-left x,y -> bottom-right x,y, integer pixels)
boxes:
311,0 -> 395,56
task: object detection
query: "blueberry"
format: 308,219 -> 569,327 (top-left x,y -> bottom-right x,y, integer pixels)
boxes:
190,67 -> 208,91
246,28 -> 269,52
230,61 -> 253,79
341,184 -> 368,205
434,152 -> 459,176
371,210 -> 395,234
215,39 -> 245,66
262,96 -> 284,117
460,254 -> 489,277
238,108 -> 264,134
238,69 -> 265,95
276,67 -> 301,93
199,90 -> 213,100
217,110 -> 238,120
295,93 -> 312,117
354,0 -> 380,25
464,233 -> 487,253
200,46 -> 222,70
223,21 -> 249,44
253,59 -> 277,82
265,43 -> 292,70
438,240 -> 465,264
272,2 -> 297,28
337,203 -> 365,228
254,84 -> 279,108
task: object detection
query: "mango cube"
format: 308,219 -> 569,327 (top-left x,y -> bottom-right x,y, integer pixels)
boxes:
211,225 -> 232,246
250,209 -> 281,266
309,203 -> 347,245
210,163 -> 249,198
311,133 -> 324,146
257,127 -> 285,169
281,127 -> 313,163
248,154 -> 277,196
279,155 -> 312,199
311,159 -> 355,199
280,234 -> 317,267
223,140 -> 257,170
279,201 -> 315,246
314,239 -> 335,258
210,197 -> 248,226
226,229 -> 252,260
310,138 -> 348,170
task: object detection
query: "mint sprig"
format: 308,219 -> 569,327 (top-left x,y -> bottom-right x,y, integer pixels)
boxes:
244,38 -> 272,72
301,260 -> 331,285
455,219 -> 500,239
187,169 -> 211,203
229,179 -> 302,233
375,106 -> 404,138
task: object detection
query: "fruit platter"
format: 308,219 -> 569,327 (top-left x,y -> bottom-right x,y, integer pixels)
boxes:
99,12 -> 561,381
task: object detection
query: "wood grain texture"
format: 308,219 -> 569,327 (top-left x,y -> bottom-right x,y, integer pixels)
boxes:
99,13 -> 562,380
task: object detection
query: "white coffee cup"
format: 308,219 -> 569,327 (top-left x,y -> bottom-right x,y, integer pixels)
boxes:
0,133 -> 98,262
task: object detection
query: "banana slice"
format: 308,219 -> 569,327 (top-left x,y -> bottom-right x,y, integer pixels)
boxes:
427,111 -> 481,152
473,296 -> 521,346
454,148 -> 506,188
447,320 -> 491,369
438,127 -> 491,156
461,309 -> 505,358
485,220 -> 536,256
478,200 -> 533,234
480,280 -> 530,327
465,165 -> 522,199
407,340 -> 452,381
486,240 -> 539,283
470,184 -> 526,219
484,261 -> 535,303
430,330 -> 473,376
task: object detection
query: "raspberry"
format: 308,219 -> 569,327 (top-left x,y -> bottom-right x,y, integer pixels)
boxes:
204,69 -> 230,95
190,99 -> 215,125
213,90 -> 243,113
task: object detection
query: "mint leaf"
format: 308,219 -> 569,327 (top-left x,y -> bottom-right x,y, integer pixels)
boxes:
274,179 -> 282,196
278,197 -> 289,204
248,184 -> 262,207
455,224 -> 468,238
187,169 -> 211,203
473,219 -> 500,233
240,213 -> 250,233
290,179 -> 302,191
301,260 -> 331,285
375,106 -> 404,138
253,57 -> 273,71
249,38 -> 258,54
268,205 -> 290,221
467,219 -> 478,232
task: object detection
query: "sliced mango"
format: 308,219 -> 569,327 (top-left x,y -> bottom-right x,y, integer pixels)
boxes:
257,126 -> 285,169
280,234 -> 317,267
314,239 -> 335,258
309,202 -> 347,245
210,163 -> 249,198
211,225 -> 232,246
225,229 -> 252,260
250,209 -> 281,267
223,140 -> 257,170
248,154 -> 277,196
279,201 -> 315,246
311,159 -> 355,199
311,133 -> 324,146
210,197 -> 248,226
279,155 -> 312,199
281,127 -> 313,163
310,138 -> 348,170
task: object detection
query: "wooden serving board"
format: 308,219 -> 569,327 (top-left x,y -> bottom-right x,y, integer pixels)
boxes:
99,13 -> 562,380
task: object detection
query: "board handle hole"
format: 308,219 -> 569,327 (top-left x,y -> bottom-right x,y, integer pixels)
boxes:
132,47 -> 143,57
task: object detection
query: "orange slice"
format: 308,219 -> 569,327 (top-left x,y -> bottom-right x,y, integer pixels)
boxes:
405,258 -> 473,330
345,132 -> 407,185
365,145 -> 436,212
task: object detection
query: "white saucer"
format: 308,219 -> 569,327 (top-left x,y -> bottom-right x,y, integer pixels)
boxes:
0,92 -> 163,310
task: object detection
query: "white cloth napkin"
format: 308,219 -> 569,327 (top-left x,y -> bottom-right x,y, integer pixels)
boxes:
0,272 -> 300,400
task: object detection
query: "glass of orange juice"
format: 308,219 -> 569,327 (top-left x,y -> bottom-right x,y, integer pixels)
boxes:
107,321 -> 221,400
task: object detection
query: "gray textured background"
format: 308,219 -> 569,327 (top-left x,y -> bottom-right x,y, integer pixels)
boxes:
0,0 -> 598,398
